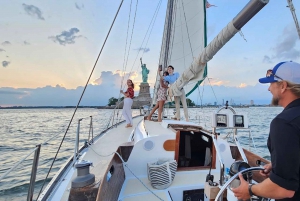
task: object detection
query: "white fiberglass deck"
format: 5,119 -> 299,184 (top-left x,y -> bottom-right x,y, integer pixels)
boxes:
119,170 -> 220,201
144,119 -> 200,136
46,116 -> 144,201
119,119 -> 220,201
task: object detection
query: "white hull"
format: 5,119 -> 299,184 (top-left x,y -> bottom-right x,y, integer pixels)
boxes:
39,112 -> 271,201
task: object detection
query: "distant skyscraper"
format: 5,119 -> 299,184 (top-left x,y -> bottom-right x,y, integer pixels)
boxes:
250,100 -> 254,105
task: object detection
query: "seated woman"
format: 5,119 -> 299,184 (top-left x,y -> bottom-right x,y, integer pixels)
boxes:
147,68 -> 169,122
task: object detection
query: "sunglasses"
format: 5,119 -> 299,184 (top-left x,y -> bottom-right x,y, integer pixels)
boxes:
266,69 -> 283,81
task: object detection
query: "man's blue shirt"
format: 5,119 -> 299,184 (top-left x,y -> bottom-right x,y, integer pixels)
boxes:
164,72 -> 179,84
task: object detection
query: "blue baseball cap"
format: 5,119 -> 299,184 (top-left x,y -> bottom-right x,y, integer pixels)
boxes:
259,61 -> 300,84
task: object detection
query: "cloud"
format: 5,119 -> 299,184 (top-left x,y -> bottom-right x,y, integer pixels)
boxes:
92,70 -> 138,87
23,41 -> 30,45
208,78 -> 229,86
238,83 -> 247,88
2,41 -> 11,46
0,71 -> 140,106
135,47 -> 150,53
22,4 -> 45,20
49,28 -> 83,46
263,55 -> 272,63
0,49 -> 5,52
0,71 -> 273,107
75,3 -> 84,10
272,25 -> 300,60
0,90 -> 27,95
2,61 -> 10,67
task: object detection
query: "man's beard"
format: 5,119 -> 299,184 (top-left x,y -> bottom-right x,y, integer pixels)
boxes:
271,96 -> 279,106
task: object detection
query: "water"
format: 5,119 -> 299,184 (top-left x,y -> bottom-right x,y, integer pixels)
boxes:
0,107 -> 283,201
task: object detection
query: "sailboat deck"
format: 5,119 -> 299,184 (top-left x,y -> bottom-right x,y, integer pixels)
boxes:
119,170 -> 220,201
144,119 -> 201,136
143,120 -> 176,136
48,116 -> 144,201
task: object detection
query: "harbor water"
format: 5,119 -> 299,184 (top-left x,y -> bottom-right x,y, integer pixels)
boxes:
0,107 -> 283,201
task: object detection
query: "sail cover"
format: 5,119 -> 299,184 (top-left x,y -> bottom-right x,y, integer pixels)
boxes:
152,0 -> 207,105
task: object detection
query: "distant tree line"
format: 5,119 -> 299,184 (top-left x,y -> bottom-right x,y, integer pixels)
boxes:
184,98 -> 195,106
108,97 -> 124,106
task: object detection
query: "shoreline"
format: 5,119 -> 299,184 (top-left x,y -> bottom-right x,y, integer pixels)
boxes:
0,105 -> 280,109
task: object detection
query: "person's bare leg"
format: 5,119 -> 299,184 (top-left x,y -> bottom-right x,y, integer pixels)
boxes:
147,104 -> 159,120
158,100 -> 165,122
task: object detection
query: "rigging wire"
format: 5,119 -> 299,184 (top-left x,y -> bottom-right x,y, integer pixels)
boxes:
158,0 -> 168,67
121,0 -> 139,86
153,0 -> 171,103
122,0 -> 162,107
121,0 -> 134,88
140,0 -> 163,60
126,0 -> 163,80
36,1 -> 125,198
166,0 -> 177,64
197,82 -> 204,107
207,77 -> 218,104
180,0 -> 194,59
113,0 -> 138,127
179,0 -> 186,68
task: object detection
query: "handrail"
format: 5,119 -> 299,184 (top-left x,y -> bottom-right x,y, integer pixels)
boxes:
233,128 -> 248,163
38,114 -> 141,200
88,116 -> 94,143
0,114 -> 95,201
211,130 -> 226,186
27,144 -> 41,201
2,111 -> 139,200
73,118 -> 83,165
0,146 -> 38,181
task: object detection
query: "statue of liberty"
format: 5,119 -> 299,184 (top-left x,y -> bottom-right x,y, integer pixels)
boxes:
140,58 -> 149,83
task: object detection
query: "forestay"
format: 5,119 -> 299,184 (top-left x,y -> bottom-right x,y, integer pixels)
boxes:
152,0 -> 207,105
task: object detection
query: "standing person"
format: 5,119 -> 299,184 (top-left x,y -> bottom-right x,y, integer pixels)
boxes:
120,79 -> 134,128
147,68 -> 169,122
232,61 -> 300,201
164,65 -> 189,121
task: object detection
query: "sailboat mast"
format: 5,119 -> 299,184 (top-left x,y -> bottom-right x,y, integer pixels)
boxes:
287,0 -> 300,39
152,0 -> 175,106
162,0 -> 175,69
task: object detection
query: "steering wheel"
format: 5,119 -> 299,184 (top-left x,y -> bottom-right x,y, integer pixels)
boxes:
214,167 -> 264,201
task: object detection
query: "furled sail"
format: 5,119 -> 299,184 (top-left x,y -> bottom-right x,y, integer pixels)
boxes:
152,0 -> 207,105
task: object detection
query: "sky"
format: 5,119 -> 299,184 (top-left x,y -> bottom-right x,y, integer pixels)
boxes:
0,0 -> 299,107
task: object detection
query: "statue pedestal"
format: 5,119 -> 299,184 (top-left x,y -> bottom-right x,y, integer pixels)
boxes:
132,82 -> 152,108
